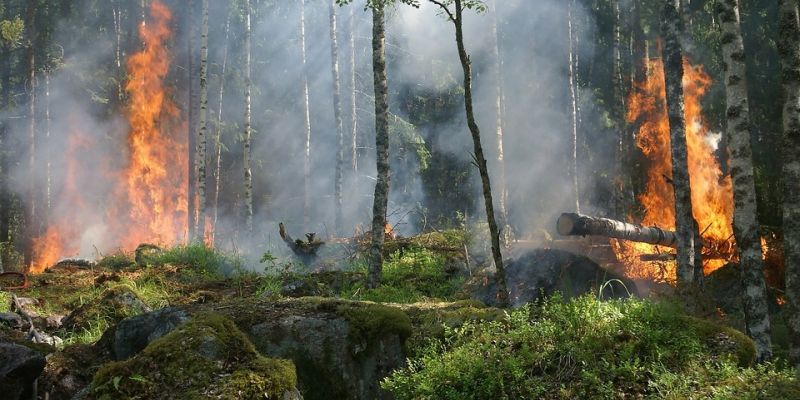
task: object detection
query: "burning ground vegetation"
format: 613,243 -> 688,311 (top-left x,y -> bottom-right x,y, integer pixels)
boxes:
0,230 -> 798,400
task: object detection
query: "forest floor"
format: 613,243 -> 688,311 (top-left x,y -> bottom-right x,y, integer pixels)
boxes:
1,231 -> 799,399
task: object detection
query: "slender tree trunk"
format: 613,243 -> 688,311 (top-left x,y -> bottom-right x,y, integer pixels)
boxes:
661,2 -> 702,286
243,0 -> 253,232
567,0 -> 581,213
113,0 -> 123,101
367,3 -> 389,289
330,0 -> 344,235
194,0 -> 209,243
212,7 -> 231,246
0,35 -> 11,268
300,0 -> 313,229
778,0 -> 800,368
490,0 -> 510,245
612,0 -> 628,218
427,0 -> 508,306
716,0 -> 772,362
44,71 -> 50,216
187,0 -> 197,241
23,0 -> 36,271
350,5 -> 358,173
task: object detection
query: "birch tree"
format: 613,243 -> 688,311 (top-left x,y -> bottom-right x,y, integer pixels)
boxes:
212,6 -> 231,245
329,0 -> 345,235
24,0 -> 36,270
661,2 -> 702,286
490,0 -> 509,245
187,0 -> 197,240
778,0 -> 800,367
716,0 -> 772,361
301,0 -> 313,229
243,0 -> 253,232
349,5 -> 358,172
567,0 -> 580,214
195,0 -> 209,242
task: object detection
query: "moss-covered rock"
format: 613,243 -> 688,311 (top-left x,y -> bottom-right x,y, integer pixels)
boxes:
89,312 -> 297,399
61,285 -> 151,334
682,315 -> 756,366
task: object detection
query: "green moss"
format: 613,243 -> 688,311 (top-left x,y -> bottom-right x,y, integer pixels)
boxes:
96,252 -> 136,271
0,291 -> 11,312
402,301 -> 506,354
336,302 -> 412,348
682,315 -> 756,366
90,312 -> 296,399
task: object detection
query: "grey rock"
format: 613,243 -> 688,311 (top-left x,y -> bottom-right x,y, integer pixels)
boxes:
470,249 -> 638,307
112,307 -> 189,360
0,341 -> 46,400
0,312 -> 24,329
248,307 -> 405,400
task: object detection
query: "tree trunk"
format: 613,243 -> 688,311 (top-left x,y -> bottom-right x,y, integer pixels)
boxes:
567,0 -> 581,214
113,0 -> 123,101
557,213 -> 678,247
778,0 -> 800,368
0,26 -> 11,268
716,0 -> 773,362
212,6 -> 231,246
426,0 -> 508,306
187,0 -> 197,241
329,0 -> 344,235
611,0 -> 630,218
23,0 -> 36,271
44,71 -> 50,217
301,0 -> 312,230
349,5 -> 358,173
367,4 -> 389,289
661,3 -> 702,286
490,0 -> 510,245
243,0 -> 253,233
195,0 -> 209,243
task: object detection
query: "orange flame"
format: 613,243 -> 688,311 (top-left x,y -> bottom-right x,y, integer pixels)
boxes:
111,0 -> 187,250
615,56 -> 734,283
32,0 -> 186,272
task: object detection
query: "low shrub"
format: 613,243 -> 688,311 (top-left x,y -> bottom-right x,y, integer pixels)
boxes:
383,295 -> 798,399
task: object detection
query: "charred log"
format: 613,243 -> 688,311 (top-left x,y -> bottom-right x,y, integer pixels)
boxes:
279,222 -> 324,258
557,213 -> 678,247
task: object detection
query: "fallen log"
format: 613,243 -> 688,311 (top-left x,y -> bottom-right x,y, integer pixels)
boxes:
557,213 -> 678,247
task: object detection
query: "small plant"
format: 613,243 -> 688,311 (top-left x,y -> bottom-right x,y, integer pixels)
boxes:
382,295 -> 797,399
148,243 -> 243,278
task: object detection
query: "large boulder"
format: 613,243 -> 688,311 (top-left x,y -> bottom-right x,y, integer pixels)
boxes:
242,298 -> 411,400
107,307 -> 189,360
90,313 -> 300,399
469,249 -> 638,307
0,340 -> 47,400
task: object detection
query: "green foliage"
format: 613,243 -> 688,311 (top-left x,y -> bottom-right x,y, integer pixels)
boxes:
343,246 -> 464,303
382,295 -> 795,399
0,291 -> 10,312
96,252 -> 136,271
146,243 -> 243,278
0,16 -> 24,47
91,313 -> 297,399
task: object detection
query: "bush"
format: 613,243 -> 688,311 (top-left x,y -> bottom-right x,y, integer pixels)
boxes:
382,295 -> 798,399
344,247 -> 463,303
147,244 -> 243,277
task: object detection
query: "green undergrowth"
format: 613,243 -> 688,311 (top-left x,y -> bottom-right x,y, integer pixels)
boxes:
90,312 -> 297,399
342,246 -> 465,303
141,243 -> 243,278
0,290 -> 11,312
382,294 -> 798,400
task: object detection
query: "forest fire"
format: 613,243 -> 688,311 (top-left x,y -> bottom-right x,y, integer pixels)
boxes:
613,56 -> 735,283
31,0 -> 186,272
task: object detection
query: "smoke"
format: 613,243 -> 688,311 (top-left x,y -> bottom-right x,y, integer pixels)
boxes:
4,0 -> 618,269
